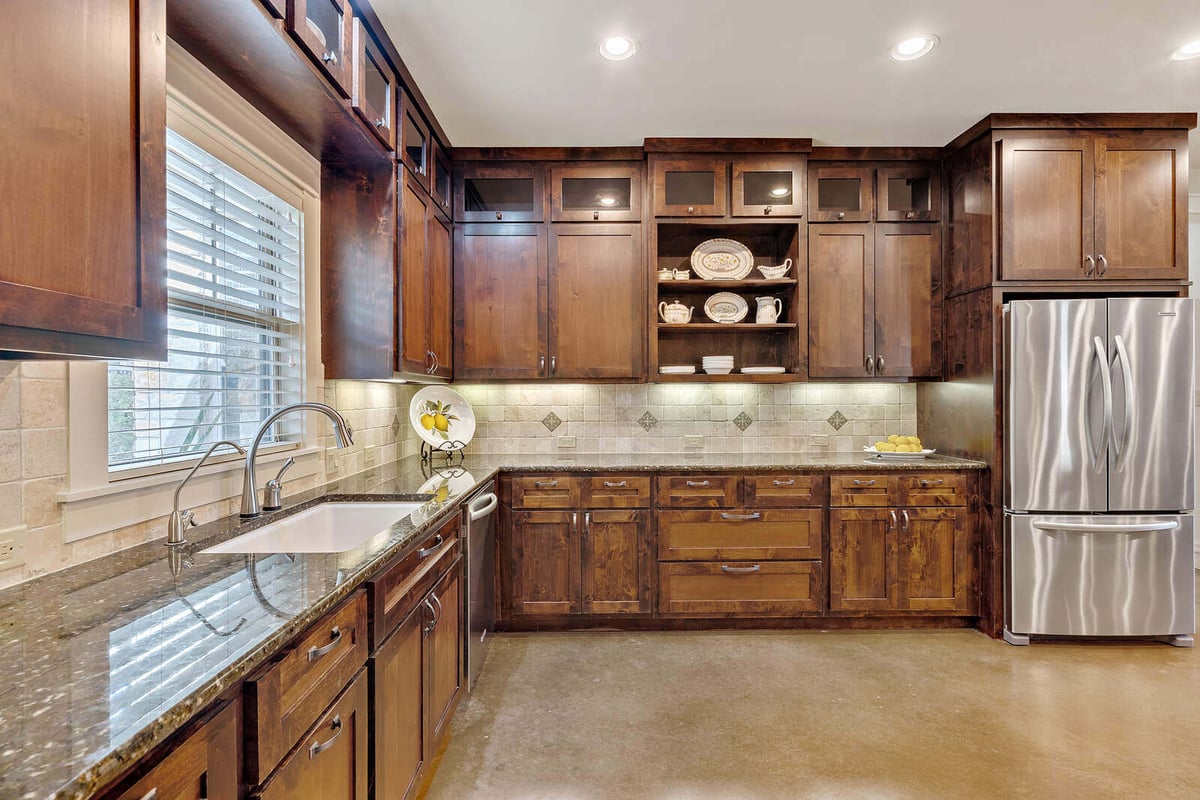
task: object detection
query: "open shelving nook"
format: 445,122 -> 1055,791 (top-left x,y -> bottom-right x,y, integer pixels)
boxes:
650,221 -> 807,381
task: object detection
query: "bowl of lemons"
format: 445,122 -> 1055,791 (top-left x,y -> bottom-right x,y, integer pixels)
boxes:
864,434 -> 934,459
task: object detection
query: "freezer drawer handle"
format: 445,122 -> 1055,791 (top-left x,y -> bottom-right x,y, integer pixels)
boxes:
1031,521 -> 1180,534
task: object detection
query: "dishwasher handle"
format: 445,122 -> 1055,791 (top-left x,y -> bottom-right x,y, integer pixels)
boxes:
469,492 -> 499,521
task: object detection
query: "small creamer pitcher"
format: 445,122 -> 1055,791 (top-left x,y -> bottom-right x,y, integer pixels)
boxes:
755,296 -> 782,324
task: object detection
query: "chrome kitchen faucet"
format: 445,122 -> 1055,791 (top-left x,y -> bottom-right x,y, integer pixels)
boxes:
240,402 -> 354,518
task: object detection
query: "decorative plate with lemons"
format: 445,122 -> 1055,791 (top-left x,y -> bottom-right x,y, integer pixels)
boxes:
409,386 -> 476,450
409,467 -> 477,525
864,434 -> 935,460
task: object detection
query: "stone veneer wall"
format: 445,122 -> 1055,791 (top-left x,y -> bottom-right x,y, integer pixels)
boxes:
454,383 -> 917,455
0,363 -> 420,590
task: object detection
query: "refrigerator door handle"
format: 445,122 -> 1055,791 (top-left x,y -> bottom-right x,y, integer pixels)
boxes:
1110,334 -> 1134,471
1031,520 -> 1180,534
1086,336 -> 1114,474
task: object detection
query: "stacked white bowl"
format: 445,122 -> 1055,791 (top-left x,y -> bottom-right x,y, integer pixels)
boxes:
702,355 -> 734,375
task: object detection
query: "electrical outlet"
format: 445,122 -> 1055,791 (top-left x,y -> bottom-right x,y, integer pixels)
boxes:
812,435 -> 830,448
0,527 -> 27,571
364,445 -> 378,466
325,448 -> 341,475
557,435 -> 576,449
684,435 -> 704,449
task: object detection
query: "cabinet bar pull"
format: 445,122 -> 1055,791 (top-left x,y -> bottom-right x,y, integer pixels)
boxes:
876,355 -> 885,374
307,626 -> 343,662
889,510 -> 898,530
772,479 -> 795,486
139,790 -> 158,800
901,509 -> 910,530
918,479 -> 944,487
720,512 -> 761,521
430,591 -> 443,625
534,480 -> 559,488
852,479 -> 876,486
1084,255 -> 1095,275
417,534 -> 444,558
583,511 -> 591,536
539,355 -> 545,373
572,512 -> 579,534
1097,254 -> 1108,276
496,210 -> 503,220
322,51 -> 337,64
720,564 -> 761,574
423,598 -> 437,633
685,480 -> 710,487
550,355 -> 557,374
308,716 -> 343,759
602,480 -> 628,488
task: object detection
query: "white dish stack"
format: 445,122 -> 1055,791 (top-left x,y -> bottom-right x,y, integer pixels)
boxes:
659,365 -> 696,375
702,355 -> 734,375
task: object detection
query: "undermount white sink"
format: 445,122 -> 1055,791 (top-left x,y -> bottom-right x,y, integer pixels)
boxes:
199,502 -> 423,555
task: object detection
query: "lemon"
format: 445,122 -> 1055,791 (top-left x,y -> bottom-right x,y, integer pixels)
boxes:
877,442 -> 897,452
874,440 -> 890,450
420,413 -> 435,430
888,434 -> 900,443
434,413 -> 449,432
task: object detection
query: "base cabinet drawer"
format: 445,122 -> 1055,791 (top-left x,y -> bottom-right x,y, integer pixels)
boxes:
106,701 -> 238,800
658,509 -> 824,561
511,475 -> 582,508
658,561 -> 823,616
656,475 -> 739,507
584,475 -> 652,508
744,474 -> 826,507
830,474 -> 899,507
902,473 -> 967,507
256,669 -> 369,800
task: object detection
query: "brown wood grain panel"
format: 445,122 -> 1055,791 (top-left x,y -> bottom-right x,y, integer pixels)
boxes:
731,155 -> 808,217
510,475 -> 582,509
549,163 -> 644,222
643,138 -> 813,154
829,508 -> 897,612
829,474 -> 899,507
510,511 -> 580,615
453,163 -> 544,223
366,514 -> 460,648
807,165 -> 874,222
658,561 -> 822,616
875,163 -> 941,222
901,473 -> 967,507
581,510 -> 652,614
399,175 -> 430,374
109,701 -> 238,800
370,606 -> 424,800
650,156 -> 727,217
583,475 -> 652,508
808,224 -> 873,377
657,509 -> 824,561
655,475 -> 739,508
350,16 -> 394,149
898,507 -> 971,612
454,146 -> 645,162
426,566 -> 462,745
286,0 -> 351,97
427,212 -> 454,377
549,224 -> 645,379
399,87 -> 431,189
742,474 -> 826,507
945,135 -> 994,295
873,223 -> 941,378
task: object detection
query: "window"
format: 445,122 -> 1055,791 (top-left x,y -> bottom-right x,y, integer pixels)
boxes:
107,130 -> 305,472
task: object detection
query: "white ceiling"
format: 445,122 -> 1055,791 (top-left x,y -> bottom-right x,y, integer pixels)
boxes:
375,0 -> 1200,177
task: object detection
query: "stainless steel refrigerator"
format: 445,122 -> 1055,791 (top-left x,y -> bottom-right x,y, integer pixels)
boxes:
1003,298 -> 1196,646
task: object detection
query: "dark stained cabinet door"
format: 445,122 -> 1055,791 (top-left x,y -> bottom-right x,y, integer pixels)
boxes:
399,175 -> 430,374
651,157 -> 727,217
455,164 -> 544,223
808,224 -> 873,378
551,163 -> 643,222
581,510 -> 652,615
350,17 -> 394,149
732,156 -> 807,218
998,135 -> 1095,281
108,702 -> 238,800
898,507 -> 971,613
548,224 -> 645,379
370,606 -> 425,800
426,567 -> 462,746
399,88 -> 430,187
510,511 -> 580,616
876,164 -> 940,222
829,508 -> 897,612
286,0 -> 351,97
0,0 -> 167,359
808,165 -> 874,222
454,225 -> 547,379
427,212 -> 454,378
1093,132 -> 1188,280
873,224 -> 941,378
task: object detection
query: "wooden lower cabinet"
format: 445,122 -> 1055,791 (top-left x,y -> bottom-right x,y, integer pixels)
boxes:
829,508 -> 896,611
658,561 -> 822,617
657,508 -> 823,562
371,607 -> 425,800
581,509 -> 652,614
256,671 -> 369,800
426,566 -> 463,744
106,701 -> 238,800
510,510 -> 580,615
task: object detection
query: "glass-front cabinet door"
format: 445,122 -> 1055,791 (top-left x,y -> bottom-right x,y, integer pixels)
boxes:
431,143 -> 453,214
286,0 -> 350,97
350,18 -> 394,149
808,165 -> 874,222
550,164 -> 642,222
399,89 -> 429,187
651,158 -> 726,217
455,164 -> 544,223
876,164 -> 940,222
732,156 -> 807,217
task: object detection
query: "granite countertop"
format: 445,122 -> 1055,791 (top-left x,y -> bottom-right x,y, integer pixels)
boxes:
0,451 -> 984,799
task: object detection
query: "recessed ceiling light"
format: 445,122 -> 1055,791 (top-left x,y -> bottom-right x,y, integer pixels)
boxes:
769,187 -> 791,198
599,35 -> 638,61
1171,40 -> 1200,60
889,34 -> 939,62
597,196 -> 618,206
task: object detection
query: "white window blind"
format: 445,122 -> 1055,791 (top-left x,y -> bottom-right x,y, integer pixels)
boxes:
107,129 -> 304,472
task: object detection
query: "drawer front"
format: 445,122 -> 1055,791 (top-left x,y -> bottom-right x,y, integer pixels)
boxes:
511,475 -> 582,509
584,474 -> 652,508
367,513 -> 461,649
658,509 -> 824,561
902,473 -> 968,507
656,475 -> 739,508
830,474 -> 899,507
109,701 -> 238,800
744,474 -> 826,507
658,561 -> 823,616
246,593 -> 369,785
258,669 -> 369,800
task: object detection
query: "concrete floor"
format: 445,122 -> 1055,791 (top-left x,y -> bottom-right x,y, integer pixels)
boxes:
427,606 -> 1200,799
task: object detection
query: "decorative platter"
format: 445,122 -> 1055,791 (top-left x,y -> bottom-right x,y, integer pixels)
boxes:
740,366 -> 786,374
703,292 -> 749,323
409,385 -> 476,450
863,447 -> 937,460
690,238 -> 754,280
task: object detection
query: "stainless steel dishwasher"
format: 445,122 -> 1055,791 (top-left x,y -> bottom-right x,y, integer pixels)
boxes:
463,482 -> 498,690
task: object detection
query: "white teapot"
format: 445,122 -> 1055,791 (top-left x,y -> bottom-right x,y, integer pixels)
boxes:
755,296 -> 783,324
658,300 -> 694,324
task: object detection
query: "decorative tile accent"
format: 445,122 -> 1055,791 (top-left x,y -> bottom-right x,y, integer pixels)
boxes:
826,410 -> 848,431
732,411 -> 754,432
390,414 -> 401,439
541,412 -> 563,432
637,411 -> 658,431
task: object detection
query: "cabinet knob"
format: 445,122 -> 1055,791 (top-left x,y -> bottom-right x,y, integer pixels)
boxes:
837,211 -> 845,219
763,207 -> 772,215
593,210 -> 600,220
905,211 -> 915,220
865,355 -> 875,375
687,206 -> 695,214
322,51 -> 337,64
876,355 -> 885,374
375,118 -> 386,128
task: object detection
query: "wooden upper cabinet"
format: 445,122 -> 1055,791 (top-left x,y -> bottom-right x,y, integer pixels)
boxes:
873,224 -> 941,378
455,164 -> 545,223
454,224 -> 547,378
876,164 -> 940,222
998,135 -> 1094,281
1093,132 -> 1188,280
0,0 -> 166,359
399,175 -> 431,375
732,156 -> 807,217
651,157 -> 727,217
809,165 -> 874,222
286,0 -> 351,97
510,510 -> 580,615
550,163 -> 643,222
548,224 -> 645,379
581,510 -> 652,615
430,143 -> 453,214
350,17 -> 394,149
808,224 -> 873,378
399,89 -> 430,186
427,212 -> 454,379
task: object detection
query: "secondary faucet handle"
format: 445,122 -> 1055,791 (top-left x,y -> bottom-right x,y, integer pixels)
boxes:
263,457 -> 296,512
167,439 -> 247,546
